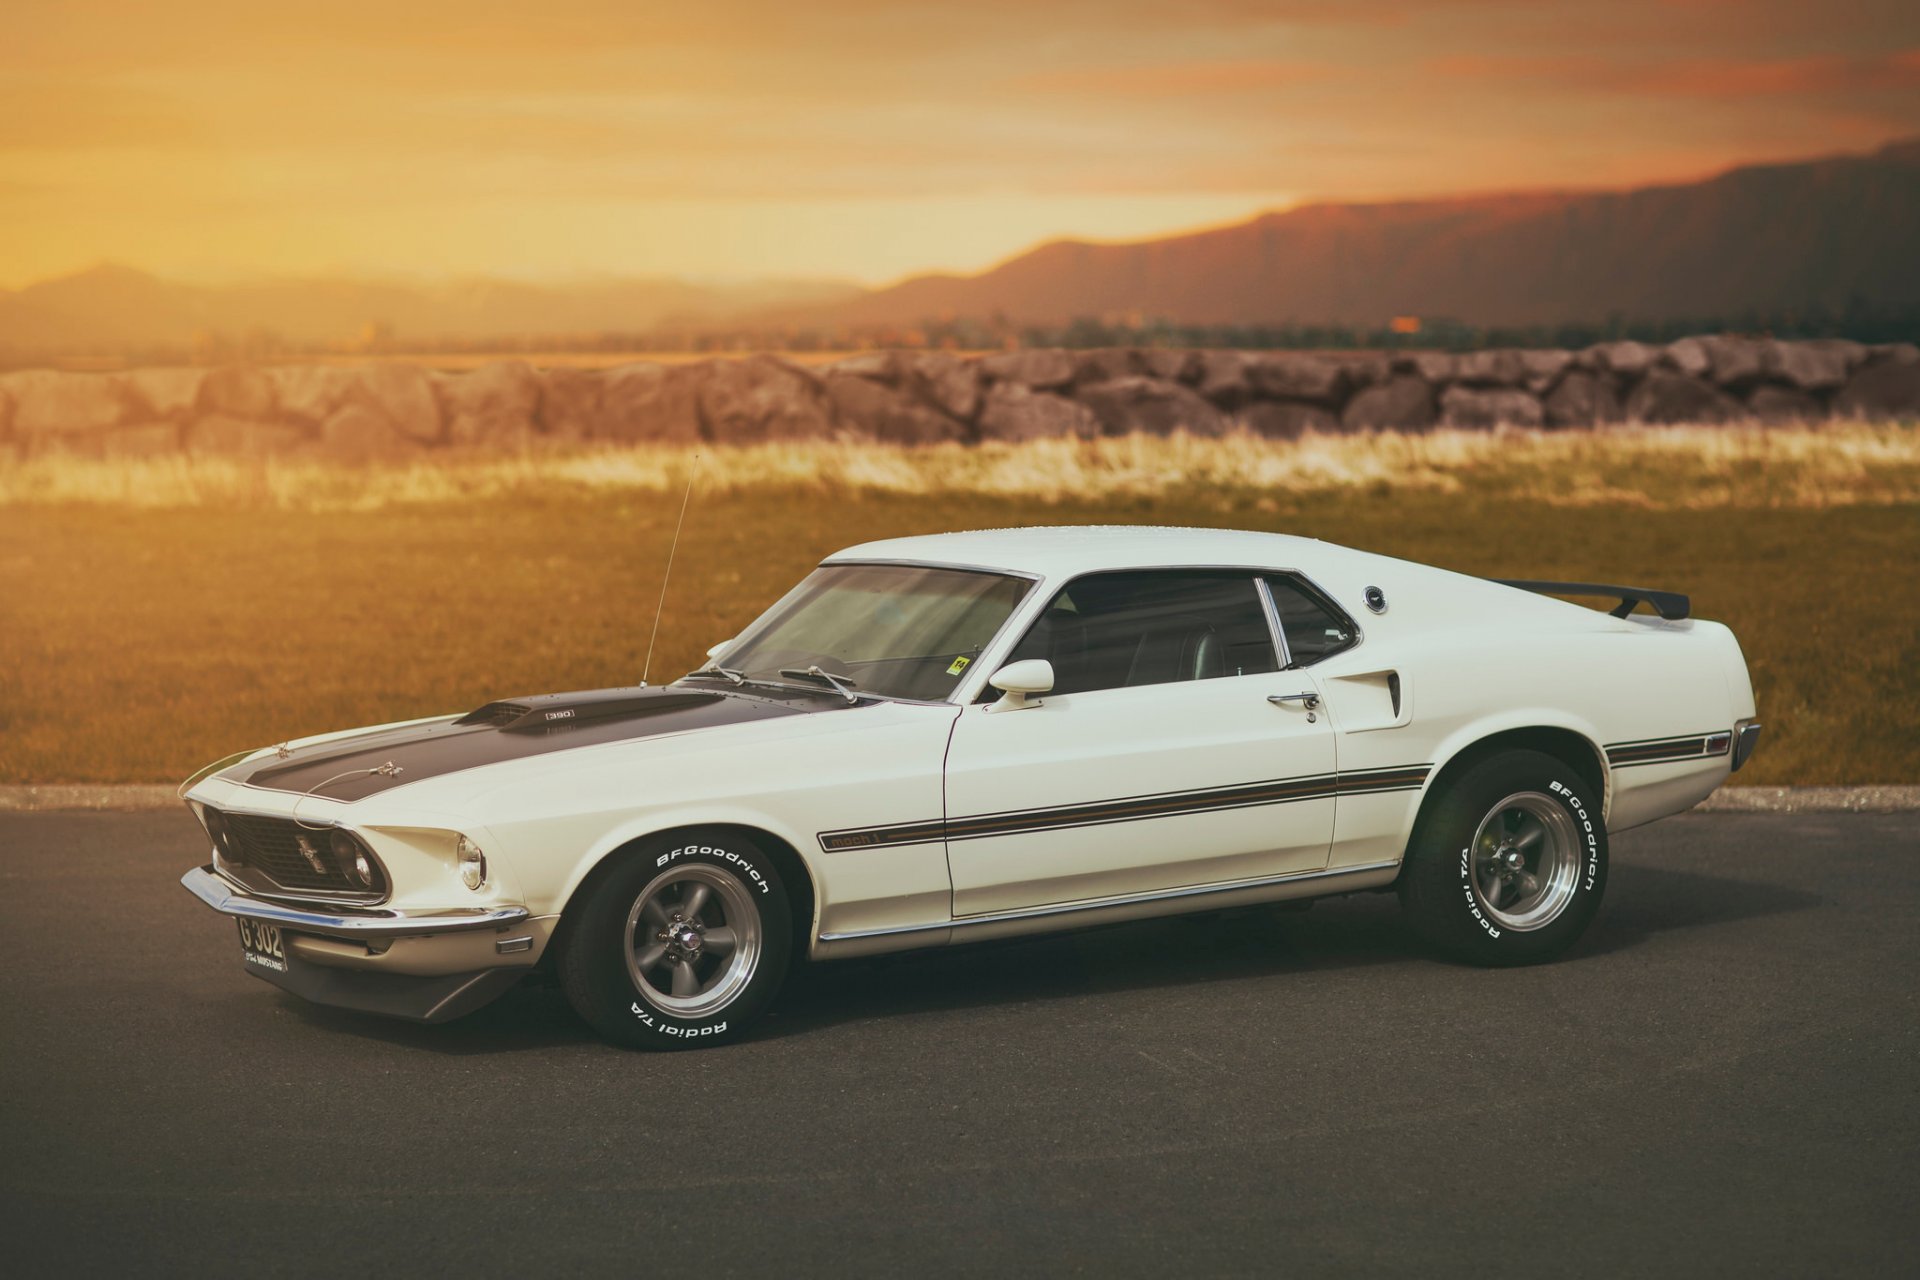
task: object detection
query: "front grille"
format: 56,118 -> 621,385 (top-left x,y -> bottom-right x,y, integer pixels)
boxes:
221,812 -> 370,896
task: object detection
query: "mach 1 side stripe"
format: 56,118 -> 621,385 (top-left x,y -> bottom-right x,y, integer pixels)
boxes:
1604,731 -> 1733,768
817,764 -> 1431,853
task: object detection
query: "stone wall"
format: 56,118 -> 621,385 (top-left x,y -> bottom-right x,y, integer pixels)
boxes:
2,336 -> 1915,457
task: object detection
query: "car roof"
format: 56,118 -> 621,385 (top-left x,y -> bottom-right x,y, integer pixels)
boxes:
824,525 -> 1381,581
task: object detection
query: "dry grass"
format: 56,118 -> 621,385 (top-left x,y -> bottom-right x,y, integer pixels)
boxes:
4,420 -> 1917,512
2,421 -> 1916,787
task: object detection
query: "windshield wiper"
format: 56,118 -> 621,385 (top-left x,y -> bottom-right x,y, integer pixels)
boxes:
688,664 -> 746,686
778,665 -> 861,704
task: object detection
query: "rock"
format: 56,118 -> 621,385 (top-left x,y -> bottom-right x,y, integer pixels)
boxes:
538,367 -> 605,439
1698,335 -> 1767,387
187,415 -> 307,454
1519,349 -> 1573,393
1194,351 -> 1249,406
699,355 -> 834,441
0,371 -> 129,439
1140,348 -> 1200,383
1075,376 -> 1227,437
320,405 -> 420,457
1590,341 -> 1658,377
101,423 -> 182,456
824,372 -> 966,444
1239,401 -> 1340,438
1665,337 -> 1713,379
1746,385 -> 1824,423
1870,342 -> 1920,366
1244,352 -> 1344,403
1764,339 -> 1860,392
975,383 -> 1101,441
268,365 -> 357,425
1439,385 -> 1544,429
1833,358 -> 1920,417
1343,354 -> 1393,388
1341,374 -> 1435,431
1624,371 -> 1744,424
1073,348 -> 1141,385
197,366 -> 276,418
354,364 -> 441,443
1454,348 -> 1527,387
1543,371 -> 1623,428
437,360 -> 544,447
904,352 -> 981,422
1395,351 -> 1457,382
826,351 -> 898,383
123,367 -> 204,419
979,348 -> 1075,390
597,362 -> 702,443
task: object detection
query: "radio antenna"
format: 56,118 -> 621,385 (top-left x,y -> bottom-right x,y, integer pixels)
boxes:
640,453 -> 699,687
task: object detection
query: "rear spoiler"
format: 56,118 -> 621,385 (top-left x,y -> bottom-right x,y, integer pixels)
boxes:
1494,579 -> 1691,621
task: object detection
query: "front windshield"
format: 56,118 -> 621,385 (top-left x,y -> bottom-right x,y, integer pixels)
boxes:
695,562 -> 1032,702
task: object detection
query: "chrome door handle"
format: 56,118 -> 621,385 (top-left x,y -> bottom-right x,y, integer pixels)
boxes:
1268,692 -> 1320,710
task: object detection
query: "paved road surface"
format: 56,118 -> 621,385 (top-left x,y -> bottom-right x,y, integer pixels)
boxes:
1,811 -> 1913,1277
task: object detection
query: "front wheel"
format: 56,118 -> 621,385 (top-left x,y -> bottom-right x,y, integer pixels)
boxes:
558,833 -> 793,1049
1398,749 -> 1608,965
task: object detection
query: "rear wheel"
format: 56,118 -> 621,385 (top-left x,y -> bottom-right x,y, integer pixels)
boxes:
1398,749 -> 1607,965
559,834 -> 793,1049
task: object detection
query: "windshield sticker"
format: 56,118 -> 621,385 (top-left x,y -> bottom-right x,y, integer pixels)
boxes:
946,655 -> 971,676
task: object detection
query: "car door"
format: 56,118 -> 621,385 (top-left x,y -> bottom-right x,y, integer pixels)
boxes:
941,569 -> 1337,917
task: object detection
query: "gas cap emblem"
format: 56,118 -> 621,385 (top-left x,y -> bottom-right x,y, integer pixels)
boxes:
1363,585 -> 1387,614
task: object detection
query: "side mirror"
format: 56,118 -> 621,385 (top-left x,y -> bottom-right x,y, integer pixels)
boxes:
985,658 -> 1054,714
706,639 -> 735,661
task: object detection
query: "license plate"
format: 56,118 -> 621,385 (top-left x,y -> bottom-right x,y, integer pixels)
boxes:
236,919 -> 287,973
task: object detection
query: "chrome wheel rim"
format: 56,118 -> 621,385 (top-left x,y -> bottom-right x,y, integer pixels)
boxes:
1468,791 -> 1581,932
624,865 -> 762,1018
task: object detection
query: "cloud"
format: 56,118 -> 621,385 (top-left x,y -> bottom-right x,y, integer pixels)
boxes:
1022,59 -> 1340,99
1428,50 -> 1920,100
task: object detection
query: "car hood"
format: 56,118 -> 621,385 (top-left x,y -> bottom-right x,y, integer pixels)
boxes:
214,684 -> 860,803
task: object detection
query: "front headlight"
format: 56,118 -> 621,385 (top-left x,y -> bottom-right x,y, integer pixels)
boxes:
456,834 -> 488,891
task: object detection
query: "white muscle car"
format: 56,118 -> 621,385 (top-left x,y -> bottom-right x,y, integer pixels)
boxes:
181,526 -> 1761,1048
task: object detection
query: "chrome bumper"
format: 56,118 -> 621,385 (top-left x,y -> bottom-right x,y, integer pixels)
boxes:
181,866 -> 530,938
1732,721 -> 1763,772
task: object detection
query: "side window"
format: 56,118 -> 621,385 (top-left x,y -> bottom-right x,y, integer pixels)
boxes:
1264,576 -> 1358,667
1002,571 -> 1278,697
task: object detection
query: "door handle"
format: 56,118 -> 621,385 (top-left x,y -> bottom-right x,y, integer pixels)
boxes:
1268,692 -> 1320,721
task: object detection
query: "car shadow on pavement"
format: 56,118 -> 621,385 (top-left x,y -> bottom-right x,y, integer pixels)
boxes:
279,861 -> 1819,1054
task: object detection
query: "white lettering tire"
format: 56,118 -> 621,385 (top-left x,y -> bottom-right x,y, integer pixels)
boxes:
558,833 -> 793,1049
1398,748 -> 1608,965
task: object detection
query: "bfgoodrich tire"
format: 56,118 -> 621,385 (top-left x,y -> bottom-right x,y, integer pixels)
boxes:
1398,749 -> 1607,965
559,833 -> 793,1049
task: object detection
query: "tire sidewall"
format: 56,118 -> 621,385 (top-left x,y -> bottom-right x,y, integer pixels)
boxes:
564,834 -> 793,1049
1411,750 -> 1608,964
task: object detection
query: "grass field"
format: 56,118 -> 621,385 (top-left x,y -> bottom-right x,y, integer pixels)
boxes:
2,424 -> 1916,787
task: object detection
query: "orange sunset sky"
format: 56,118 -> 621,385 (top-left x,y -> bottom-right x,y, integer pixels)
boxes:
5,0 -> 1918,290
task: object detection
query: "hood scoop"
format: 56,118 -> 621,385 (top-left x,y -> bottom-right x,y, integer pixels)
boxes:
455,688 -> 725,734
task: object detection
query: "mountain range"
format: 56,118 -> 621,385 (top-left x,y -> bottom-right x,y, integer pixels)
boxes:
3,137 -> 1916,354
802,137 -> 1920,330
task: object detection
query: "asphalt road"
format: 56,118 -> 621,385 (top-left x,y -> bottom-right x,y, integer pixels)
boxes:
1,810 -> 1914,1278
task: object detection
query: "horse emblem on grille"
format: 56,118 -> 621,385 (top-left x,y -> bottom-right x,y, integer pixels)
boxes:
296,835 -> 328,875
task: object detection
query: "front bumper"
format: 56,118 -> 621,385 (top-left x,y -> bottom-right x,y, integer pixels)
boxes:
182,866 -> 548,1023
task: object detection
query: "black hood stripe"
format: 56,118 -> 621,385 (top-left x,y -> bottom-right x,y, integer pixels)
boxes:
219,685 -> 855,802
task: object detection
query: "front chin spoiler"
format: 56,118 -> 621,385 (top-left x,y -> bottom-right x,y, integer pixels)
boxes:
241,945 -> 524,1023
